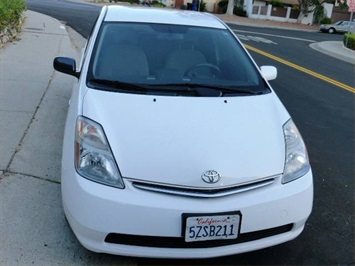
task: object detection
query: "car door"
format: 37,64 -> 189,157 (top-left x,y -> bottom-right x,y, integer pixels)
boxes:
339,21 -> 349,33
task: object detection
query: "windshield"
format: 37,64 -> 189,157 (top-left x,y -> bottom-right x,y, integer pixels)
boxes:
87,22 -> 270,96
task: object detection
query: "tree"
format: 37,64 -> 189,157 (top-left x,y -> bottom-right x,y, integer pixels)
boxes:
297,0 -> 326,21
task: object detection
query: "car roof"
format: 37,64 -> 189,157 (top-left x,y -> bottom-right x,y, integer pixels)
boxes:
104,5 -> 227,29
336,20 -> 354,23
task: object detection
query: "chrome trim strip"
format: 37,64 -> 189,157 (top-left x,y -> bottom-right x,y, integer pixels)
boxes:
131,178 -> 276,198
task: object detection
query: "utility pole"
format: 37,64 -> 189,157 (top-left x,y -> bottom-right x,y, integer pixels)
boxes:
345,0 -> 355,48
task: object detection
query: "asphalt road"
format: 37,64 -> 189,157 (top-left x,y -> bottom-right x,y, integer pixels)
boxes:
24,0 -> 355,264
26,0 -> 100,37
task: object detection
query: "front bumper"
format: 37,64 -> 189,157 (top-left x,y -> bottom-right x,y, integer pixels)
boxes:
62,168 -> 313,259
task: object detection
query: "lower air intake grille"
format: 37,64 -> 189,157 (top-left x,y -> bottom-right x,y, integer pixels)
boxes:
105,224 -> 293,248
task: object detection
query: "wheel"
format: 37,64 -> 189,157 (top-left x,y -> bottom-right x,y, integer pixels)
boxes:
184,63 -> 221,78
328,28 -> 335,34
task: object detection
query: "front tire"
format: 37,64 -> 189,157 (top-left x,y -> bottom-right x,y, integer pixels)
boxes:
328,28 -> 335,34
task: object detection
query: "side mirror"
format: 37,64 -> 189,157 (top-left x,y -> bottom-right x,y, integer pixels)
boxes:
53,57 -> 79,78
260,66 -> 277,81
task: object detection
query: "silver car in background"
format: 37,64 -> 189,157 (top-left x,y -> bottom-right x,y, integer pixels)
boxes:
319,20 -> 355,34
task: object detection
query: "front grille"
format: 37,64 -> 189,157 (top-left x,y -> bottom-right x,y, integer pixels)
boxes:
104,224 -> 293,248
131,177 -> 277,198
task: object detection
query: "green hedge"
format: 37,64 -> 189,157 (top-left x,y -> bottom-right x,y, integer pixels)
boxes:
0,0 -> 27,32
319,17 -> 332,24
343,33 -> 355,51
270,0 -> 285,8
217,0 -> 247,16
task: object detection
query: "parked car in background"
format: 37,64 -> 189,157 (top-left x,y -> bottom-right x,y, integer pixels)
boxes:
53,5 -> 313,259
319,20 -> 355,34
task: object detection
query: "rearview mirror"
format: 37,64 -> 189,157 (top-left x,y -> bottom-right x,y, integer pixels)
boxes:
260,66 -> 277,81
53,57 -> 79,78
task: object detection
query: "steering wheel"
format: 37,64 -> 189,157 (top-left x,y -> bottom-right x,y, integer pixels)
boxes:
184,63 -> 222,79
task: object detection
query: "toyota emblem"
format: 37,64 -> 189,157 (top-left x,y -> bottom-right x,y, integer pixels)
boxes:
201,170 -> 221,184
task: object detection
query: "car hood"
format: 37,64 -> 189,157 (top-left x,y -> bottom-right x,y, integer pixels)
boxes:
82,90 -> 290,188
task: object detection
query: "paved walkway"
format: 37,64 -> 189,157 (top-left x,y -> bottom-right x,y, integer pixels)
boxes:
310,41 -> 355,65
0,10 -> 134,266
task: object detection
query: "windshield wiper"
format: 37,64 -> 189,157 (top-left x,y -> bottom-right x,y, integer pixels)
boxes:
154,83 -> 264,96
89,79 -> 151,92
89,79 -> 194,95
89,79 -> 264,96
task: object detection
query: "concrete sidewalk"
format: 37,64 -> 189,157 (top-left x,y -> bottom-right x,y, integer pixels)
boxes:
0,10 -> 135,266
310,41 -> 355,65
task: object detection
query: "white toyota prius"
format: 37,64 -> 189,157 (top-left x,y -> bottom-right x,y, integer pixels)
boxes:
54,5 -> 313,259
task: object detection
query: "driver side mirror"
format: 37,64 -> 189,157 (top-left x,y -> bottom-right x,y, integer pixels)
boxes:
53,57 -> 79,78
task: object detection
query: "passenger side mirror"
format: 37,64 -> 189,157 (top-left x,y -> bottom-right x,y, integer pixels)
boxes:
53,57 -> 79,78
260,66 -> 277,81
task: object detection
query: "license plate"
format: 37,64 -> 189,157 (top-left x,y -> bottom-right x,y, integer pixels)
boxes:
183,212 -> 241,242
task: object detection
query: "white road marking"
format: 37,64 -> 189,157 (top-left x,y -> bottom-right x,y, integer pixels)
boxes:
236,34 -> 278,44
233,29 -> 316,43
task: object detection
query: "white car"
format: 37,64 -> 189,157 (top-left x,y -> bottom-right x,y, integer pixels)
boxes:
54,5 -> 313,259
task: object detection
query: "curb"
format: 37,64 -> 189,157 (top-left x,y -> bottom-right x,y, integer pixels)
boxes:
218,19 -> 318,32
309,41 -> 355,65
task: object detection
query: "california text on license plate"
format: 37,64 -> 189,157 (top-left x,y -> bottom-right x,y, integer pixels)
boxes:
183,211 -> 241,242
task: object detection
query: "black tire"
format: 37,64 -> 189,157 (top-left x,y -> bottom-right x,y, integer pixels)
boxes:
328,28 -> 335,34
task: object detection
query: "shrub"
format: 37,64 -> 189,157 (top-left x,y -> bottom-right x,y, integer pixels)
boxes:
0,0 -> 26,32
218,0 -> 228,13
111,0 -> 140,4
234,6 -> 246,16
151,0 -> 165,7
217,0 -> 246,16
198,0 -> 207,11
344,33 -> 355,50
313,4 -> 325,24
270,0 -> 285,8
319,17 -> 332,24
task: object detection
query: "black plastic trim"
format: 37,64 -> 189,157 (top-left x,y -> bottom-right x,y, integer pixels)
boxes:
104,223 -> 293,248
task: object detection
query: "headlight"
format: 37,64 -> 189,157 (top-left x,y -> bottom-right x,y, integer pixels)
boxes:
75,116 -> 124,188
282,119 -> 310,184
